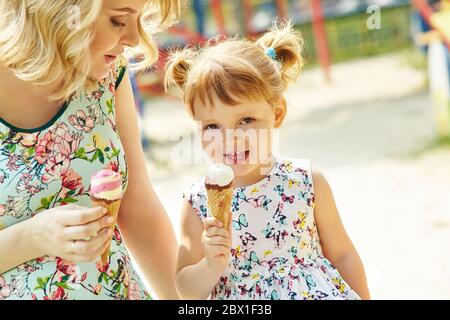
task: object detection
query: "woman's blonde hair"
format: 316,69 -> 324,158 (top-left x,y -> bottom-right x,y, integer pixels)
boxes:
0,0 -> 181,102
165,21 -> 304,117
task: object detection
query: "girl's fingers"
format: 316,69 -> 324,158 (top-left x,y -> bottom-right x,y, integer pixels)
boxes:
211,245 -> 230,256
203,217 -> 223,230
205,235 -> 231,248
205,226 -> 230,238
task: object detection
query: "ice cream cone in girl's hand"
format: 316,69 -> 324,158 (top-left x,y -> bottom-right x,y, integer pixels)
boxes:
205,164 -> 234,230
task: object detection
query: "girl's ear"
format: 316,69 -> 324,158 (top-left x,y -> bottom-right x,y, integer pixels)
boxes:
274,100 -> 287,129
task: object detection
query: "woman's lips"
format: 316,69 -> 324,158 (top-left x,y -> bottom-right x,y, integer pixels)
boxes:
224,151 -> 250,164
104,55 -> 117,64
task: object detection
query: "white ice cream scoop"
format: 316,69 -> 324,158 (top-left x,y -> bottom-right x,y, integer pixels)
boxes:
205,163 -> 234,187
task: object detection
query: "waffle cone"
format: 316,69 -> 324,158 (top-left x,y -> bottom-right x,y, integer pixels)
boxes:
206,186 -> 233,230
91,198 -> 122,267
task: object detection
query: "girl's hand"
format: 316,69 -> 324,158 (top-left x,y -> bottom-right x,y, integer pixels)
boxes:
201,216 -> 232,274
29,204 -> 115,263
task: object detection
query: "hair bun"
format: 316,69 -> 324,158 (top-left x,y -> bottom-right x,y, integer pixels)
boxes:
257,21 -> 304,86
165,48 -> 197,90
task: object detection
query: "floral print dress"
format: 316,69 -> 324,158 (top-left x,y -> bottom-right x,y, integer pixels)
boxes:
185,158 -> 360,300
0,58 -> 150,300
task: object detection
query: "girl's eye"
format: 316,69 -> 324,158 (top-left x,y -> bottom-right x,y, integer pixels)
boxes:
240,117 -> 254,125
111,18 -> 127,27
203,124 -> 220,130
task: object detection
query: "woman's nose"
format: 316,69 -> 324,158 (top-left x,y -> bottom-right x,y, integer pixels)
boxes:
122,22 -> 140,48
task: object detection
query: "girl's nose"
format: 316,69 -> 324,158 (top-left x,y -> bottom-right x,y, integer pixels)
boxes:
224,128 -> 246,146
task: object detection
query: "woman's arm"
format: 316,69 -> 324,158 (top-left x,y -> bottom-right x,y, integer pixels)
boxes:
312,170 -> 371,300
176,200 -> 226,300
115,72 -> 179,300
0,218 -> 41,274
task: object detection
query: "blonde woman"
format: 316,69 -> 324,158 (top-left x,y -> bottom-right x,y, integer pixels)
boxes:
0,0 -> 181,300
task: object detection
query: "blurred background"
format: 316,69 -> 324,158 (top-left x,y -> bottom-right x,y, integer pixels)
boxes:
131,0 -> 450,299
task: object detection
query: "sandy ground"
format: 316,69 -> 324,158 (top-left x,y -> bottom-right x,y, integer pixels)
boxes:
138,52 -> 450,299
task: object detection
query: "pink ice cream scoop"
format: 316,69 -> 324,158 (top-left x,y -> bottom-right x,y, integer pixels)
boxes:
90,169 -> 122,201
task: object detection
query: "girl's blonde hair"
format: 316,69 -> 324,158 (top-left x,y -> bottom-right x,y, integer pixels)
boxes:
0,0 -> 181,102
165,22 -> 304,117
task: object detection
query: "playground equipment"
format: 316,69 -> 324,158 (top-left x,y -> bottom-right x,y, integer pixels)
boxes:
138,0 -> 412,96
412,0 -> 450,138
138,0 -> 332,95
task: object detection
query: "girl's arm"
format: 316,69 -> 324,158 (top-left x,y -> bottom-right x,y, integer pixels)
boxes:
115,72 -> 179,299
312,170 -> 371,300
176,200 -> 227,300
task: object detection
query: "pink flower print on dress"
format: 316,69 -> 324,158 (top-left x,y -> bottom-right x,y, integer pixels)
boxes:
36,123 -> 83,167
56,258 -> 79,276
106,160 -> 119,173
128,281 -> 142,300
69,110 -> 95,133
96,261 -> 109,273
16,132 -> 39,148
61,169 -> 82,191
52,123 -> 83,157
0,276 -> 11,300
55,258 -> 81,289
6,154 -> 19,171
42,153 -> 71,183
44,286 -> 67,300
35,131 -> 55,164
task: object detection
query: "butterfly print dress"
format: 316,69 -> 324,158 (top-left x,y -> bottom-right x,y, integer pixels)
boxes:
184,158 -> 360,300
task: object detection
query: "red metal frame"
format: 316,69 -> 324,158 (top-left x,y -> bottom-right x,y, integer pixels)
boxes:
412,0 -> 450,49
242,0 -> 255,37
276,0 -> 288,20
210,0 -> 227,35
311,0 -> 332,82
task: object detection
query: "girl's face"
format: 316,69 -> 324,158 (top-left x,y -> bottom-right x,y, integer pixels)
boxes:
89,0 -> 146,80
194,95 -> 286,184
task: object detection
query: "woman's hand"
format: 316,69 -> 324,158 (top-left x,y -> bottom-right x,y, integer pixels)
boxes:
201,216 -> 232,274
29,204 -> 115,263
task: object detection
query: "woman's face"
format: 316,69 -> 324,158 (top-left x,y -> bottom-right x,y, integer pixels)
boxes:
89,0 -> 146,80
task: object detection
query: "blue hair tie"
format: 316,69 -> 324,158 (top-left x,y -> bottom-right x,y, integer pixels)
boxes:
266,47 -> 277,60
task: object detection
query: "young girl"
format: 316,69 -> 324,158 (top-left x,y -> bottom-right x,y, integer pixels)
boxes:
165,23 -> 371,300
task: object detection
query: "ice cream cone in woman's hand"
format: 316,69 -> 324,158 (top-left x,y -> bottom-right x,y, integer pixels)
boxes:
205,164 -> 234,230
90,169 -> 123,267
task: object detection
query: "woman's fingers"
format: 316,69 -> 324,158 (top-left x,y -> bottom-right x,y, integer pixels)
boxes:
63,215 -> 115,240
69,228 -> 113,256
62,207 -> 107,226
